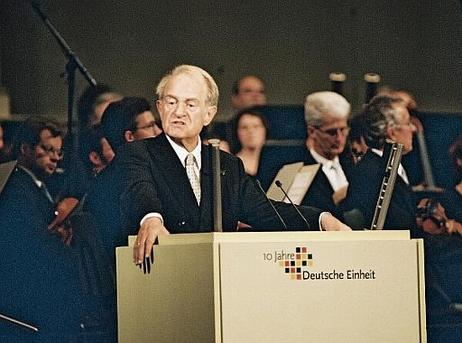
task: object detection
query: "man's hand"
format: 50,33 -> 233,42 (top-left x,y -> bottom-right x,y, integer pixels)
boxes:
320,212 -> 352,231
133,217 -> 170,264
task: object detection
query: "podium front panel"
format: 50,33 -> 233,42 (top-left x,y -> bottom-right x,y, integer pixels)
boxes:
116,243 -> 218,343
219,239 -> 423,343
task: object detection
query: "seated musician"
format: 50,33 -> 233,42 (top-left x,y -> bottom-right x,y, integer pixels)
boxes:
439,135 -> 462,224
345,95 -> 418,231
346,95 -> 462,235
0,118 -> 88,341
258,91 -> 355,221
84,96 -> 161,259
116,65 -> 352,265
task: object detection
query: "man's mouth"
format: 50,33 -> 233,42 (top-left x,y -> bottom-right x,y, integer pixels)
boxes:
171,120 -> 186,126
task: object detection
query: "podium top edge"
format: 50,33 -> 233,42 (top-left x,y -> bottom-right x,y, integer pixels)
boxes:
126,230 -> 411,247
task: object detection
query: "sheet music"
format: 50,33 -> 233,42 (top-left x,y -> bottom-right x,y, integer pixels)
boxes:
266,162 -> 304,201
285,164 -> 320,205
266,162 -> 320,204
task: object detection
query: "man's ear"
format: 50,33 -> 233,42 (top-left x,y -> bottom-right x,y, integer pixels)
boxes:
386,124 -> 396,142
307,126 -> 316,136
203,105 -> 217,127
124,130 -> 135,142
89,151 -> 102,168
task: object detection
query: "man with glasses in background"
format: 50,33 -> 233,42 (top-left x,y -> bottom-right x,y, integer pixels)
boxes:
84,96 -> 162,260
0,117 -> 90,341
295,91 -> 354,220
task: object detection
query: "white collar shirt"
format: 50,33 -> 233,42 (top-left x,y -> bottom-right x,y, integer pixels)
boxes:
371,148 -> 409,185
310,148 -> 349,191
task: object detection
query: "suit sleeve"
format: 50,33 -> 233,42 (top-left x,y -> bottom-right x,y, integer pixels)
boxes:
118,141 -> 163,231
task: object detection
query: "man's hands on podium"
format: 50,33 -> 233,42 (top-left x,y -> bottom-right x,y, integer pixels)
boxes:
320,212 -> 352,231
132,213 -> 350,264
133,217 -> 170,265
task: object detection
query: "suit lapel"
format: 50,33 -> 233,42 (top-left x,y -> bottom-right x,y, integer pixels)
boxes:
304,150 -> 335,194
146,135 -> 201,225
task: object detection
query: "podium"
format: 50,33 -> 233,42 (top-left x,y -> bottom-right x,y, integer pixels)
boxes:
116,231 -> 426,342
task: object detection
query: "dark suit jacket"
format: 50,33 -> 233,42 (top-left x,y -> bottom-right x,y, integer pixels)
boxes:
118,134 -> 323,233
257,146 -> 353,220
345,149 -> 418,232
0,168 -> 85,341
83,161 -> 130,258
298,150 -> 354,220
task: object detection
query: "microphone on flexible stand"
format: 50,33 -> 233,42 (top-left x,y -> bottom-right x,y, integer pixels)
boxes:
256,180 -> 288,230
275,180 -> 310,230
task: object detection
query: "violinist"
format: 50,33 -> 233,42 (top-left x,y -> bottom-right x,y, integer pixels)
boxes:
346,95 -> 462,236
0,117 -> 85,341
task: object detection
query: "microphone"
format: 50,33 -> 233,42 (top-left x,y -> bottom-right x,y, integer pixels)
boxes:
275,180 -> 310,230
256,180 -> 287,230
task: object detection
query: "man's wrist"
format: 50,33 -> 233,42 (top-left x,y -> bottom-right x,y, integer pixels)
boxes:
140,213 -> 164,227
318,212 -> 331,231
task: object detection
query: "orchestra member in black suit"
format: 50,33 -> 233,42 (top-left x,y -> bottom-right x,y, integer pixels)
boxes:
258,91 -> 354,221
299,91 -> 354,219
0,118 -> 84,342
85,97 -> 161,258
345,95 -> 419,232
118,65 -> 351,264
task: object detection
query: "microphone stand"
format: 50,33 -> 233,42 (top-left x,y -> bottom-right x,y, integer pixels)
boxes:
31,2 -> 97,150
209,139 -> 223,232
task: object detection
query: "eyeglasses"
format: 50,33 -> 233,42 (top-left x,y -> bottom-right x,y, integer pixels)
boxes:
135,121 -> 158,131
313,126 -> 350,137
38,144 -> 64,158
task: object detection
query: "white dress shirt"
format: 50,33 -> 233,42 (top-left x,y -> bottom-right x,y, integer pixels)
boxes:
310,148 -> 349,191
371,148 -> 409,185
140,136 -> 202,226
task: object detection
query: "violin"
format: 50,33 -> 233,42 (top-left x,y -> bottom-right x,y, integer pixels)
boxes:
48,197 -> 79,246
416,197 -> 462,235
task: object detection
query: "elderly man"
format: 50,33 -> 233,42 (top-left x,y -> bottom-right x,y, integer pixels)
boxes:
346,95 -> 418,231
300,91 -> 354,216
117,65 -> 350,264
261,91 -> 353,220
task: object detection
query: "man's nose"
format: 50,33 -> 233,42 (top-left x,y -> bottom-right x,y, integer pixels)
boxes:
174,101 -> 186,116
50,151 -> 62,161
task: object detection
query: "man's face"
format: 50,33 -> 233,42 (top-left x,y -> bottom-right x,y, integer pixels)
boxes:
29,129 -> 63,177
132,111 -> 160,140
156,73 -> 217,151
388,104 -> 416,154
232,76 -> 266,110
308,116 -> 349,160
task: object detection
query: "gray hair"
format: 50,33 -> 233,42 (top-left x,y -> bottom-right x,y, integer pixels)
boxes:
304,91 -> 351,127
156,65 -> 219,107
360,95 -> 405,149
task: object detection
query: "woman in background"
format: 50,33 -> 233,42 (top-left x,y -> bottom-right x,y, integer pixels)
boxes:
233,109 -> 268,176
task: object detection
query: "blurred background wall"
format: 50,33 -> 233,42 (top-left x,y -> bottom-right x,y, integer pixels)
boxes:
1,0 -> 461,121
